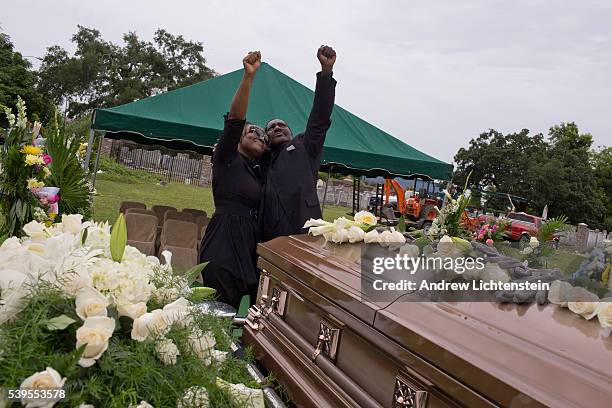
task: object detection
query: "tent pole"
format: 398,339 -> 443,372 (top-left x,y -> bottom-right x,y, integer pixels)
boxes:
321,166 -> 332,213
83,127 -> 95,170
90,132 -> 105,192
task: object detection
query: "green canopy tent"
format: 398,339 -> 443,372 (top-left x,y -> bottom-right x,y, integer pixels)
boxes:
90,62 -> 452,180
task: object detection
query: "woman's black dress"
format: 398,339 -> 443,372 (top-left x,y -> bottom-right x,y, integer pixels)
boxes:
199,118 -> 263,308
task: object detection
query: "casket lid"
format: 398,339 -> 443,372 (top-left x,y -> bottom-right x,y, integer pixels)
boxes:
257,235 -> 397,325
376,298 -> 612,407
258,236 -> 612,407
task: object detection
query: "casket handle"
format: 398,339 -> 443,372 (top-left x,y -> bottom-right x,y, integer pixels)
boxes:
393,373 -> 429,408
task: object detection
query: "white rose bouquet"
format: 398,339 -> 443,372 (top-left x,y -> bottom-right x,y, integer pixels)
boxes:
0,214 -> 263,407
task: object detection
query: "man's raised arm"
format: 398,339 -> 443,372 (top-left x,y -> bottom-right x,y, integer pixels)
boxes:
303,45 -> 337,159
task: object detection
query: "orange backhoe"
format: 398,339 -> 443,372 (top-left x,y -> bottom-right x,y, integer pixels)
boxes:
383,179 -> 440,228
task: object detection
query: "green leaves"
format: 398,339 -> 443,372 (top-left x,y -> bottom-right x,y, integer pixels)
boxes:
44,314 -> 77,330
185,261 -> 209,286
397,215 -> 406,232
110,213 -> 127,263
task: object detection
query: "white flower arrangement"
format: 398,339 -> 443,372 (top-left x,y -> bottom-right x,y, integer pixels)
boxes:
303,211 -> 405,245
0,214 -> 264,407
548,280 -> 612,329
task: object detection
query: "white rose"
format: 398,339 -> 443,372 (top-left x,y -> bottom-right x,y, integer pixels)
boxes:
117,302 -> 147,319
22,220 -> 46,242
346,226 -> 365,243
131,309 -> 169,341
155,338 -> 179,365
596,300 -> 612,329
76,316 -> 115,367
216,378 -> 264,408
389,228 -> 406,244
308,223 -> 336,237
129,401 -> 154,408
567,287 -> 600,320
324,227 -> 349,243
188,329 -> 216,360
521,246 -> 533,255
363,229 -> 380,243
163,297 -> 192,326
0,237 -> 21,251
399,244 -> 420,259
62,214 -> 83,235
302,218 -> 329,228
177,386 -> 209,408
437,235 -> 453,255
529,236 -> 540,249
75,286 -> 109,320
354,211 -> 377,226
548,280 -> 573,307
20,367 -> 66,408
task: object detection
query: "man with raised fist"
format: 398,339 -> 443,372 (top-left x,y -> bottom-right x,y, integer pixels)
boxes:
261,45 -> 337,241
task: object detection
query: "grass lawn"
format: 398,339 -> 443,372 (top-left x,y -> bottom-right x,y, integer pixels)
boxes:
93,173 -> 352,224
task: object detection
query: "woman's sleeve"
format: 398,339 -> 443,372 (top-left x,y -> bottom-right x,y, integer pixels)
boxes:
213,115 -> 246,162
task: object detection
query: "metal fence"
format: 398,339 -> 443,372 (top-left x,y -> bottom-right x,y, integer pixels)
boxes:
107,139 -> 212,186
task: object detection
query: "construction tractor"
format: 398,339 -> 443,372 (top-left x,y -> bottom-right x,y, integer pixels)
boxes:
382,179 -> 441,229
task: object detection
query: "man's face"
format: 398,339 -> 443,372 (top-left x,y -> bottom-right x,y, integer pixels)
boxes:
266,119 -> 292,147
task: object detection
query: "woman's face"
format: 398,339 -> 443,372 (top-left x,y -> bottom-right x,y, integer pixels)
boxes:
240,125 -> 269,159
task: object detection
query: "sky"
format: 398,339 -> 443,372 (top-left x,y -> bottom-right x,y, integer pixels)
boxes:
3,0 -> 611,163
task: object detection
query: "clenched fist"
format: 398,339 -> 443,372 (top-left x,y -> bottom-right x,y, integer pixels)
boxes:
243,51 -> 261,76
317,45 -> 336,74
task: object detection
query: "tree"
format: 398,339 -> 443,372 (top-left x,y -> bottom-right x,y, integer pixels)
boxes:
0,32 -> 53,127
592,146 -> 612,230
37,26 -> 216,118
454,123 -> 608,228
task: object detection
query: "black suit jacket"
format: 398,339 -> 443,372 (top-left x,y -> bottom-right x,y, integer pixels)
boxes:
261,71 -> 337,241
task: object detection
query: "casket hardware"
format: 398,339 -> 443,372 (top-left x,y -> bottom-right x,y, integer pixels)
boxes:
258,273 -> 270,304
312,320 -> 340,362
271,287 -> 288,317
246,306 -> 262,331
392,374 -> 429,408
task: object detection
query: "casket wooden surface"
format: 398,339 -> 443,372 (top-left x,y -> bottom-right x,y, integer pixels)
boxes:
243,235 -> 612,408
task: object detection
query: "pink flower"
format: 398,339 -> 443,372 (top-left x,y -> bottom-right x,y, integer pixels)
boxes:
47,194 -> 59,204
492,225 -> 498,232
40,197 -> 48,205
478,233 -> 485,240
42,153 -> 52,166
486,238 -> 494,246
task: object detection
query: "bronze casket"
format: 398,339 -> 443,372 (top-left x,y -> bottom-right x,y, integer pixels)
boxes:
244,235 -> 612,407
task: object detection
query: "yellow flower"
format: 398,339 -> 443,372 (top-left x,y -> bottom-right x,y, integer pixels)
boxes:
43,166 -> 52,178
20,145 -> 43,155
27,178 -> 44,189
25,154 -> 45,166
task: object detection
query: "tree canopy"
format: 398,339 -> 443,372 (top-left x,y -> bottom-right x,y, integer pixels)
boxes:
454,123 -> 610,230
37,26 -> 216,118
0,32 -> 53,126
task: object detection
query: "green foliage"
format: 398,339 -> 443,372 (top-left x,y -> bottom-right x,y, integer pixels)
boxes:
454,123 -> 609,229
0,145 -> 39,236
0,286 -> 259,407
0,32 -> 54,127
44,109 -> 92,218
98,155 -> 160,183
538,215 -> 569,243
37,26 -> 216,118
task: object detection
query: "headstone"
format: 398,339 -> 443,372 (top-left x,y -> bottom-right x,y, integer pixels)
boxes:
576,223 -> 589,252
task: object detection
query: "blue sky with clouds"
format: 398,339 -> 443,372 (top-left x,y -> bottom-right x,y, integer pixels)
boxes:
3,0 -> 611,162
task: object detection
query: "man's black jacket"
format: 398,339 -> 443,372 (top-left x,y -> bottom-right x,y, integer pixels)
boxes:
260,71 -> 336,242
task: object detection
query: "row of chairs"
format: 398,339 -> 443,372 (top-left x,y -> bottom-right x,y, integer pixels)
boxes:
120,202 -> 210,271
